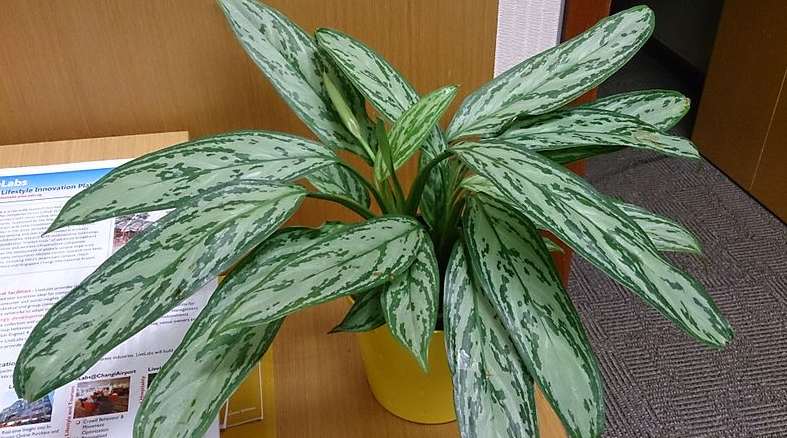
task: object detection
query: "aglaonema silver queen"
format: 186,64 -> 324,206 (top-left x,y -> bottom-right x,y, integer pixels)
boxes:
13,2 -> 732,437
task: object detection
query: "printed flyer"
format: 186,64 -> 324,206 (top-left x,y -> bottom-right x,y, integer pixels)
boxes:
0,160 -> 219,438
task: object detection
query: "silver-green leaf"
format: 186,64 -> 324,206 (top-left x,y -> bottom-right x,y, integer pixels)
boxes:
574,89 -> 689,131
308,163 -> 371,207
14,182 -> 306,401
526,88 -> 690,163
315,27 -> 419,122
330,287 -> 386,333
462,175 -> 702,255
447,6 -> 654,140
453,142 -> 733,348
215,216 -> 424,332
615,201 -> 703,255
464,194 -> 602,438
497,108 -> 699,159
419,141 -> 451,227
135,225 -> 344,438
380,237 -> 439,372
539,145 -> 622,165
315,27 -> 450,226
134,315 -> 282,438
49,131 -> 335,232
543,236 -> 565,253
217,0 -> 370,159
444,243 -> 538,438
375,86 -> 458,180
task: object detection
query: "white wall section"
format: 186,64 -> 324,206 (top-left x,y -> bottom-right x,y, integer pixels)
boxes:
494,0 -> 565,77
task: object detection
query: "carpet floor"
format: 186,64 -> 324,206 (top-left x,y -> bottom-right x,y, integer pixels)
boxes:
571,49 -> 787,437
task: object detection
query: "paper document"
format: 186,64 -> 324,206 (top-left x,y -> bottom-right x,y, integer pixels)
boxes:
0,160 -> 219,438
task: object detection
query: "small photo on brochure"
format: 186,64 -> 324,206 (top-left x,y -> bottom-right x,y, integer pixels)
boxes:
146,373 -> 157,390
0,390 -> 54,429
73,377 -> 131,419
113,213 -> 157,252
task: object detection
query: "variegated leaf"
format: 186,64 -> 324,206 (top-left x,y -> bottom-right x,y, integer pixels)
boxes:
520,89 -> 690,163
615,201 -> 703,255
539,145 -> 622,165
308,163 -> 371,207
136,225 -> 345,438
464,194 -> 602,438
217,0 -> 370,159
375,86 -> 458,180
543,236 -> 564,253
447,6 -> 654,140
14,182 -> 306,401
575,89 -> 689,131
459,174 -> 494,194
215,216 -> 424,332
322,50 -> 377,160
380,237 -> 439,372
330,287 -> 386,333
498,108 -> 699,159
315,27 -> 418,121
49,131 -> 335,232
462,175 -> 701,255
453,142 -> 733,347
444,243 -> 537,438
315,28 -> 450,226
419,141 -> 450,228
135,317 -> 282,438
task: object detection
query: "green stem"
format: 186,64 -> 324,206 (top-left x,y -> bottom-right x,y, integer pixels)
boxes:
357,136 -> 376,163
339,162 -> 390,213
405,150 -> 454,216
386,163 -> 406,211
377,179 -> 397,213
306,192 -> 376,220
438,195 -> 465,253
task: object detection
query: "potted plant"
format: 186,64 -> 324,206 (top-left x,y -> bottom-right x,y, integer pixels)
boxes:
12,1 -> 732,437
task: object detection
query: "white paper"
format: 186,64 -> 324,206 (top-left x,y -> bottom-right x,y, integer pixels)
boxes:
0,160 -> 219,438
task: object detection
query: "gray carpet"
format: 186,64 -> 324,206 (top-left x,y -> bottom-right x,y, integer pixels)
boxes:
568,38 -> 787,437
571,148 -> 787,437
568,95 -> 787,435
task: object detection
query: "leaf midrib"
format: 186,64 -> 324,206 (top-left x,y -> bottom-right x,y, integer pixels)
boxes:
123,156 -> 332,192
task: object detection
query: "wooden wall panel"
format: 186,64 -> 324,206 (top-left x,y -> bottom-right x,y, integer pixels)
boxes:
692,0 -> 787,188
0,0 -> 500,226
751,88 -> 787,220
0,0 -> 498,146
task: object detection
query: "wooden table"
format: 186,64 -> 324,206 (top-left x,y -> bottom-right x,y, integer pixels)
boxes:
0,132 -> 567,438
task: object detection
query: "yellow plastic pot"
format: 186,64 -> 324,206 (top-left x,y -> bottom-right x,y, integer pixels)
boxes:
355,321 -> 456,424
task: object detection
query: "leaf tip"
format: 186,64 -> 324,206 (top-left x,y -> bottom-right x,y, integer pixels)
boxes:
416,356 -> 430,375
314,27 -> 336,42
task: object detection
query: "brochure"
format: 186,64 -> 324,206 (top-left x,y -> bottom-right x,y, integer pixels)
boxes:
0,160 -> 220,438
